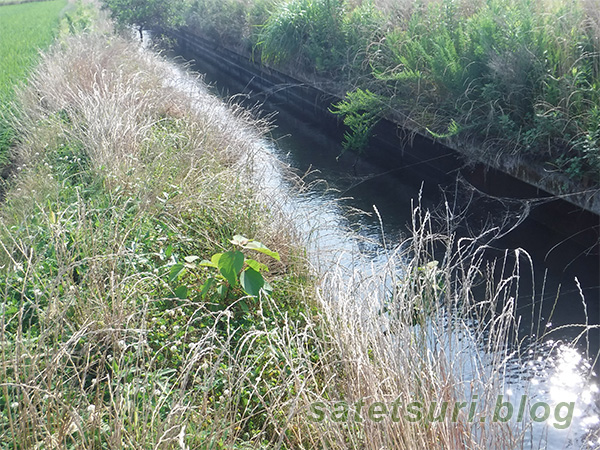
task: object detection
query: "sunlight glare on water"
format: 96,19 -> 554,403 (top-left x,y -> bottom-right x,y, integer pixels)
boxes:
505,342 -> 600,448
547,346 -> 599,432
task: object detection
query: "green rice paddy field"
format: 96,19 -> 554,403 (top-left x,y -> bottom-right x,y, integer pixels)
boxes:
0,0 -> 66,100
0,0 -> 49,5
0,0 -> 65,166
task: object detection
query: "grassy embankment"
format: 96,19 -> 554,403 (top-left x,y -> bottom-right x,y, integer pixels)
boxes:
0,23 -> 321,447
0,0 -> 70,169
186,0 -> 600,186
1,4 -> 592,449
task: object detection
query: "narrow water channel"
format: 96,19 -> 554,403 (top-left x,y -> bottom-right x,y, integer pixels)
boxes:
164,39 -> 600,448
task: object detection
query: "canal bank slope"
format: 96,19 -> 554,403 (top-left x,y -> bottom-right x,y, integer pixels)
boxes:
172,0 -> 600,218
0,26 -> 327,447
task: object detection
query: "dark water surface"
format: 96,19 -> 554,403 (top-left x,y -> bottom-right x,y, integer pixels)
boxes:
178,47 -> 599,347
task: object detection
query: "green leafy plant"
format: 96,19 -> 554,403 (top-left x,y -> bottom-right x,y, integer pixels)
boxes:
169,235 -> 280,303
331,88 -> 386,157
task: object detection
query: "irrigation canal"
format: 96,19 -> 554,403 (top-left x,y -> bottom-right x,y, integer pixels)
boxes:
158,31 -> 600,448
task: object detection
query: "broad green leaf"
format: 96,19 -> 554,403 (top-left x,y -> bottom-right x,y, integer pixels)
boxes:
263,280 -> 273,295
240,267 -> 264,297
165,245 -> 173,259
218,251 -> 244,287
243,241 -> 280,261
246,258 -> 268,273
169,263 -> 186,282
211,253 -> 223,266
200,277 -> 215,297
199,253 -> 222,268
174,285 -> 188,299
199,260 -> 218,268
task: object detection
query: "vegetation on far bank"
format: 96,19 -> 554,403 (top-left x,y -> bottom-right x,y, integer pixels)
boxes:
107,0 -> 600,186
1,2 -> 597,448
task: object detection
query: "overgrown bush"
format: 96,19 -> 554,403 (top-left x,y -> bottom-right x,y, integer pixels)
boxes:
258,0 -> 348,73
186,0 -> 250,48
